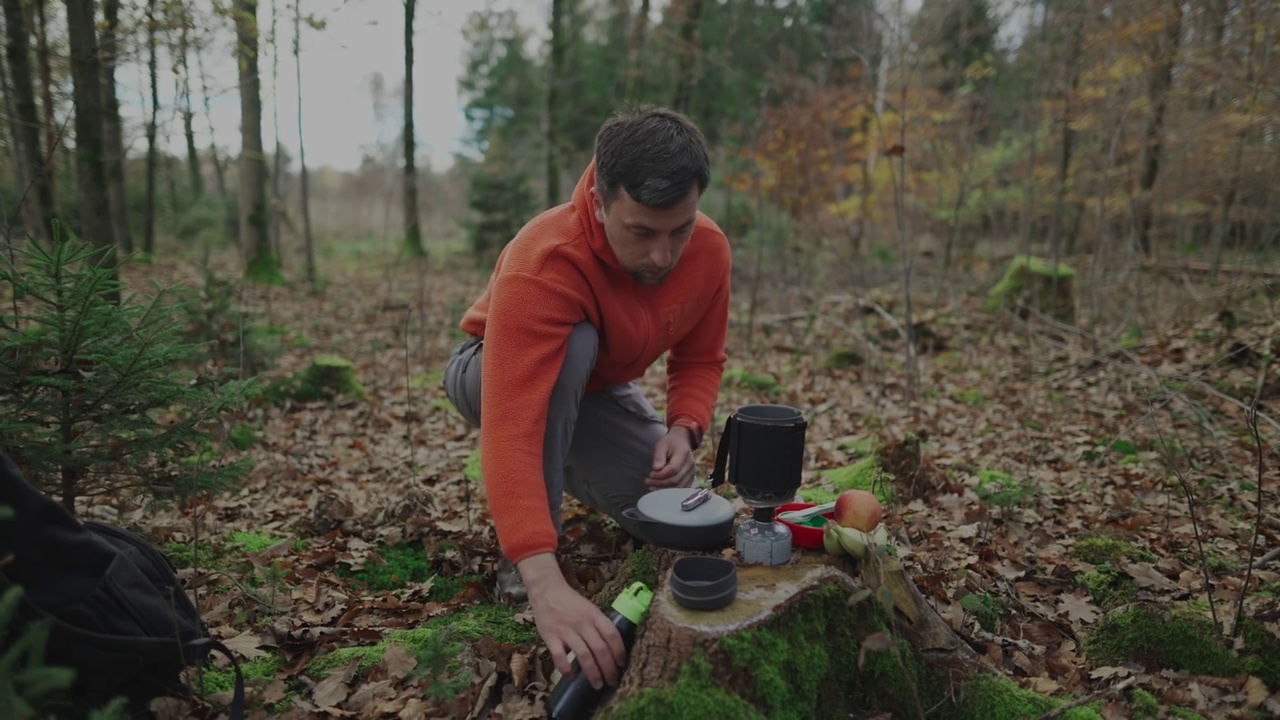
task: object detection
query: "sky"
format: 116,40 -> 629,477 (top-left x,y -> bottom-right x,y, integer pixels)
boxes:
118,0 -> 552,174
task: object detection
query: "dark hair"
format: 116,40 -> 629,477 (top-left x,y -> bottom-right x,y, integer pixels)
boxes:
594,104 -> 711,209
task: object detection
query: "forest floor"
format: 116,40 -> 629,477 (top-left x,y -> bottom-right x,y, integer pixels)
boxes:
95,246 -> 1280,719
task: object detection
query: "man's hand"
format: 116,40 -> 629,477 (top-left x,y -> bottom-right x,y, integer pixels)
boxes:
518,553 -> 626,690
647,426 -> 696,490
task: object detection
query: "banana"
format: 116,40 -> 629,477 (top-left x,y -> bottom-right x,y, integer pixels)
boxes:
823,522 -> 846,556
835,525 -> 871,559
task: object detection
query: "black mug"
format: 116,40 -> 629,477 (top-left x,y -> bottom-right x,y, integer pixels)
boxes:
708,404 -> 807,503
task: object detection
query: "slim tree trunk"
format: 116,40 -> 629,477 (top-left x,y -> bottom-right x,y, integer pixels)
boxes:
101,0 -> 133,253
546,0 -> 565,208
234,0 -> 277,282
3,0 -> 56,245
33,0 -> 57,209
177,20 -> 202,196
144,0 -> 159,254
195,31 -> 227,199
294,0 -> 316,288
1049,3 -> 1082,255
401,0 -> 424,257
1134,1 -> 1184,257
63,0 -> 119,300
624,0 -> 650,102
269,0 -> 284,264
670,0 -> 704,114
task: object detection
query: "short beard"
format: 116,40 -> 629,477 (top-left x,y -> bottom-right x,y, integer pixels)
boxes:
629,267 -> 671,285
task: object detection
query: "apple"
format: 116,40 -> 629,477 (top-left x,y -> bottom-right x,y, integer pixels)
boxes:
833,489 -> 882,532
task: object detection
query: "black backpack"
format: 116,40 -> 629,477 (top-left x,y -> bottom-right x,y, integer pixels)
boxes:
0,454 -> 244,719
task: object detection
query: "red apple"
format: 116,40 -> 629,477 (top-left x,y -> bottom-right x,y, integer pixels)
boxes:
833,489 -> 882,532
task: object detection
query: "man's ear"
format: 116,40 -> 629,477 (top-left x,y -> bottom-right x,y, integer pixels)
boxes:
590,186 -> 605,223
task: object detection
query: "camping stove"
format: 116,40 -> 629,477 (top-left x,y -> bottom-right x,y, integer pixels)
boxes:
721,404 -> 809,566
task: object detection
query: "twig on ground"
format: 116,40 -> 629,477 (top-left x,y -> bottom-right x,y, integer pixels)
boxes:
1250,546 -> 1280,570
1034,676 -> 1136,720
1236,338 -> 1271,636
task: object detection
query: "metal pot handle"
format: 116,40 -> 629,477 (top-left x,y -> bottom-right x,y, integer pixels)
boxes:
621,506 -> 658,524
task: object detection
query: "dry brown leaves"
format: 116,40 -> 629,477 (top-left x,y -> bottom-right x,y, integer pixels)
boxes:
109,256 -> 1280,718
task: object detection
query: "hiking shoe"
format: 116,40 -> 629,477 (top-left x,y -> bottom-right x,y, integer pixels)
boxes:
496,558 -> 528,604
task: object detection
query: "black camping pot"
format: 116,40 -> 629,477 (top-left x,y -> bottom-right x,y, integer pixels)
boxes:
621,488 -> 736,551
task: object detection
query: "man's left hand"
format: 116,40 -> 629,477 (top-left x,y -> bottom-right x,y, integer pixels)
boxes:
647,427 -> 696,490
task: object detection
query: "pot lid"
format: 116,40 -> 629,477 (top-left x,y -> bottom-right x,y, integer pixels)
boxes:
636,488 -> 735,527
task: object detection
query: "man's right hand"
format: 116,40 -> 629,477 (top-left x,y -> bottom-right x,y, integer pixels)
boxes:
518,553 -> 627,690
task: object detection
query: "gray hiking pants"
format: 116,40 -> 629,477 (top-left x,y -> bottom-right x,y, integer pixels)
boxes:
442,323 -> 667,540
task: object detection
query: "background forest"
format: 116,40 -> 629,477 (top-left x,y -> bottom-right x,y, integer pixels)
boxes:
2,0 -> 1280,718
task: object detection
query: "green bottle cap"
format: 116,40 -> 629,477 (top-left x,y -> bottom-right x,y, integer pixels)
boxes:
611,581 -> 654,624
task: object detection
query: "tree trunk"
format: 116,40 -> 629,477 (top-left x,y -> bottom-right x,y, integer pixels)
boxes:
670,0 -> 704,115
1134,1 -> 1184,257
2,0 -> 56,245
623,0 -> 650,102
177,20 -> 202,196
195,30 -> 227,199
144,0 -> 159,255
294,0 -> 316,289
0,35 -> 19,194
33,0 -> 57,212
64,0 -> 119,301
235,0 -> 278,282
401,0 -> 424,258
269,0 -> 284,264
101,0 -> 133,254
545,0 -> 565,209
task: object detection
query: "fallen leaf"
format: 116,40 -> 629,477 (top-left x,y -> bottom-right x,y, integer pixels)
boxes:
220,630 -> 270,661
1243,675 -> 1269,709
1057,593 -> 1101,624
380,642 -> 417,680
511,651 -> 531,690
1089,665 -> 1131,680
1123,561 -> 1179,590
313,675 -> 350,708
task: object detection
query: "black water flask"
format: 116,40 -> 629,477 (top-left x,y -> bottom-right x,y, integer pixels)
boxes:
546,582 -> 653,719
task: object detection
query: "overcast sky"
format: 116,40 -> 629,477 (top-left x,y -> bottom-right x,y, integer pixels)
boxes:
117,0 -> 551,173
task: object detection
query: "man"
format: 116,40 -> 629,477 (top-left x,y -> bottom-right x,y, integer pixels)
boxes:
443,105 -> 731,692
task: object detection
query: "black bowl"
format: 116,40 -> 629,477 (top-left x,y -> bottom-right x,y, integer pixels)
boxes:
670,556 -> 738,611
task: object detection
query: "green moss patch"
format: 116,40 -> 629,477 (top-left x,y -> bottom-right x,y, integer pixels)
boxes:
336,542 -> 479,600
265,355 -> 366,403
202,653 -> 284,694
1070,535 -> 1155,565
1083,604 -> 1237,677
956,672 -> 1101,720
823,348 -> 863,369
308,604 -> 537,676
721,368 -> 780,395
228,531 -> 288,555
601,653 -> 764,720
800,454 -> 893,505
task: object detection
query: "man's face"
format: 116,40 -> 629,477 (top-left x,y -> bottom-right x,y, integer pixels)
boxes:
592,185 -> 699,285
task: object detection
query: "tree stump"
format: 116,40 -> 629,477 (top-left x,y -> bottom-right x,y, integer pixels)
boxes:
986,255 -> 1076,325
596,548 -> 1080,719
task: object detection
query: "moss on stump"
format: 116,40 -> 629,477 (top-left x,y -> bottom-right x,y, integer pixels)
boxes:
602,562 -> 1099,719
986,255 -> 1075,324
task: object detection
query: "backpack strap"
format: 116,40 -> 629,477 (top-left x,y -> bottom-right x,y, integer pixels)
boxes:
201,638 -> 245,720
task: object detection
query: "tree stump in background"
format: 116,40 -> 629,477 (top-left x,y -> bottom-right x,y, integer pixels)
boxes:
986,255 -> 1076,325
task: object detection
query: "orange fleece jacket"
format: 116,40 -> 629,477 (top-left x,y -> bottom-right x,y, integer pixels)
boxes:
459,162 -> 732,565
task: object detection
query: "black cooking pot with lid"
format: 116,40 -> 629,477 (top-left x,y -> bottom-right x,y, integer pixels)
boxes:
621,487 -> 735,551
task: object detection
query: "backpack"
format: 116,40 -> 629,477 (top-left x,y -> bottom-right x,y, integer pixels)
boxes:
0,454 -> 244,719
